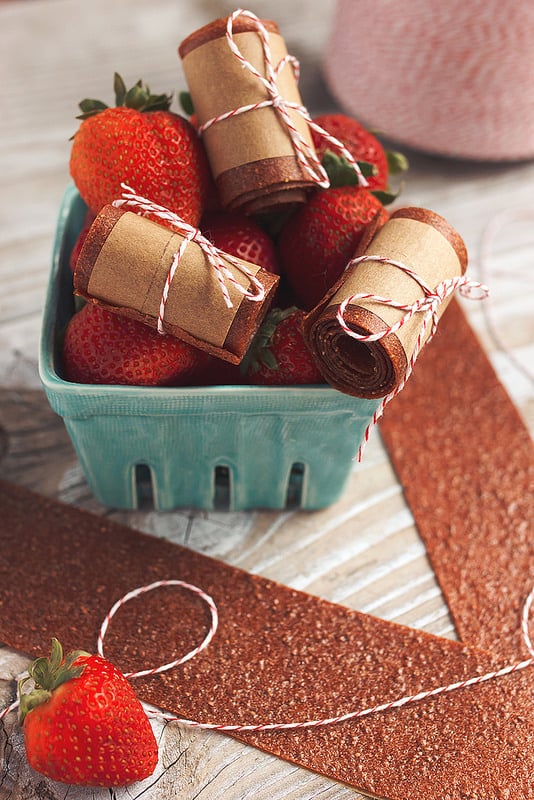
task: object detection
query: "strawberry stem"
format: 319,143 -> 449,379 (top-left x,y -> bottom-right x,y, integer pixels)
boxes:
76,73 -> 173,120
18,639 -> 90,724
179,91 -> 195,117
241,307 -> 297,374
387,149 -> 409,175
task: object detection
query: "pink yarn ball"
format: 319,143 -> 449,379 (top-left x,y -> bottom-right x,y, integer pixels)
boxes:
323,0 -> 534,161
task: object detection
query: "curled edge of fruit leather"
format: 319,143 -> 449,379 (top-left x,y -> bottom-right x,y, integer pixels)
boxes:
303,207 -> 468,398
73,204 -> 279,365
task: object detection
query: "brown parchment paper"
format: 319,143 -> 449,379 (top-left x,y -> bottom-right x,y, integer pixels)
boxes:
304,207 -> 468,398
179,17 -> 318,213
74,206 -> 279,364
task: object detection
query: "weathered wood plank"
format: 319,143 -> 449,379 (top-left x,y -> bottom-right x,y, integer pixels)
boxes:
0,0 -> 532,798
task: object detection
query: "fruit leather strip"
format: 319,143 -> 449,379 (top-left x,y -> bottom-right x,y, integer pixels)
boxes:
0,481 -> 532,800
380,299 -> 534,662
304,208 -> 468,398
216,157 -> 311,216
74,205 -> 279,365
178,15 -> 317,214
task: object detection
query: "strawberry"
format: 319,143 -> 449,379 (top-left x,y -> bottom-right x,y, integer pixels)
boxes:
18,639 -> 158,787
311,113 -> 408,194
62,303 -> 210,386
241,307 -> 325,385
69,73 -> 215,226
197,354 -> 244,386
278,186 -> 388,310
201,211 -> 280,274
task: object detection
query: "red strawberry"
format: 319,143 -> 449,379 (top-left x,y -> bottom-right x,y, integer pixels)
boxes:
62,303 -> 210,386
201,211 -> 280,274
242,307 -> 325,385
312,113 -> 408,193
69,73 -> 215,226
278,187 -> 388,310
19,638 -> 158,787
196,354 -> 244,386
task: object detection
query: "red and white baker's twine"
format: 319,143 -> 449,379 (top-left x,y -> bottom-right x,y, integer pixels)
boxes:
3,579 -> 532,731
97,580 -> 219,680
113,184 -> 265,334
197,9 -> 368,190
335,255 -> 490,460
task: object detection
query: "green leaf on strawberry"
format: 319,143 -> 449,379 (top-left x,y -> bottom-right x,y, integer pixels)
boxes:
18,638 -> 89,722
76,73 -> 174,119
387,149 -> 410,175
241,307 -> 325,385
113,71 -> 127,105
371,185 -> 404,206
311,113 -> 409,201
76,98 -> 109,120
179,90 -> 195,117
321,150 -> 377,188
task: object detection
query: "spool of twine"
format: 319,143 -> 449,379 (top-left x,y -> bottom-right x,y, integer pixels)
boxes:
323,0 -> 534,161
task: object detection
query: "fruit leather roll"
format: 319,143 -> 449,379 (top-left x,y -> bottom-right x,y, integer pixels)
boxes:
178,12 -> 320,215
303,208 -> 468,398
73,205 -> 279,364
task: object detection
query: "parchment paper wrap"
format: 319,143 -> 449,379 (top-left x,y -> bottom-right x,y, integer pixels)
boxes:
178,15 -> 319,214
303,207 -> 468,398
74,205 -> 279,364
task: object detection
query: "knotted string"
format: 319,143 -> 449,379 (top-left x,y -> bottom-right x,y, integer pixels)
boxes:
334,254 -> 489,460
197,8 -> 368,190
113,184 -> 266,334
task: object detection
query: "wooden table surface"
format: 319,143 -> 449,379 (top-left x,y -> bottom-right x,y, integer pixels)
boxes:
0,1 -> 533,798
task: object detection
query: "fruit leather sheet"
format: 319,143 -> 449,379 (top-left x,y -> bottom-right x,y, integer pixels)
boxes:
380,299 -> 534,662
74,205 -> 279,364
0,481 -> 532,800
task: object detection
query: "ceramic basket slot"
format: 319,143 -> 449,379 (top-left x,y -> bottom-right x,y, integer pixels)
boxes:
133,463 -> 156,510
213,464 -> 231,510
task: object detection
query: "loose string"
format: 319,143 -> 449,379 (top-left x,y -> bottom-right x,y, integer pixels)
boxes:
477,207 -> 534,385
197,9 -> 368,189
334,255 -> 489,460
3,581 -> 532,733
113,184 -> 266,334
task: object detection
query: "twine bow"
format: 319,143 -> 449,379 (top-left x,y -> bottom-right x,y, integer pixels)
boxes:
335,254 -> 489,459
113,184 -> 266,334
198,8 -> 368,190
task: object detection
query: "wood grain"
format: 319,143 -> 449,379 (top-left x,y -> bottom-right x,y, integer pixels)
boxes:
0,1 -> 532,798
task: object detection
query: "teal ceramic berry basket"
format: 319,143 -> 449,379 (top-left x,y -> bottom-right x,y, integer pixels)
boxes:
39,184 -> 381,512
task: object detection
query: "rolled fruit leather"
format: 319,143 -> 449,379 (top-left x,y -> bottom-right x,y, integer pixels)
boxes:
178,13 -> 320,215
73,205 -> 279,365
303,207 -> 468,398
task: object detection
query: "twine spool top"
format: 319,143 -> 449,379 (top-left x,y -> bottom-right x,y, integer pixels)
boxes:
324,0 -> 534,161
